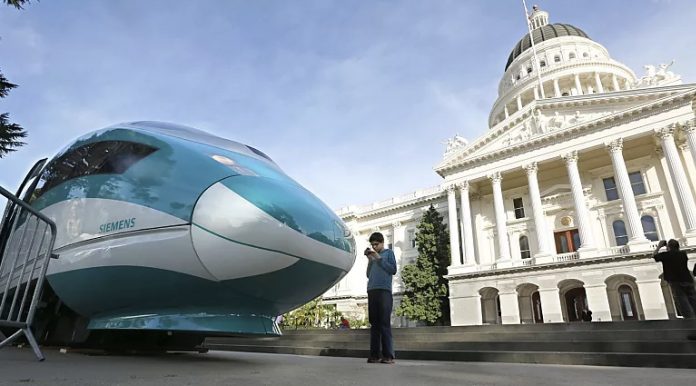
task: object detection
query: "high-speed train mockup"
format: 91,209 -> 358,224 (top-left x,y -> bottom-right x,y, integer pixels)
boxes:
0,121 -> 355,348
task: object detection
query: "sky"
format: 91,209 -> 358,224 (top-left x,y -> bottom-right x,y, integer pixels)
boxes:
1,0 -> 696,210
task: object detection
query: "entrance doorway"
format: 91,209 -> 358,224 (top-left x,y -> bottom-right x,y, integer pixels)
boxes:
565,287 -> 588,322
554,229 -> 580,253
532,291 -> 544,323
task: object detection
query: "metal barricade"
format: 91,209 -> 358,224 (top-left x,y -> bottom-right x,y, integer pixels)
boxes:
0,185 -> 57,361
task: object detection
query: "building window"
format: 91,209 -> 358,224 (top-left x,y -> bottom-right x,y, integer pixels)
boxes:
554,55 -> 561,63
642,216 -> 659,241
613,220 -> 628,246
569,52 -> 576,60
629,171 -> 647,195
519,236 -> 531,259
583,52 -> 589,58
513,197 -> 525,219
540,60 -> 546,67
527,67 -> 533,74
408,229 -> 417,249
603,177 -> 619,201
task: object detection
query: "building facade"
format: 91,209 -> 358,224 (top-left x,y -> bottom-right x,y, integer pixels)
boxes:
323,7 -> 696,326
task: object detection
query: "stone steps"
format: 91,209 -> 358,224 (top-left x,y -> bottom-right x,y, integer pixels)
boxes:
203,320 -> 696,368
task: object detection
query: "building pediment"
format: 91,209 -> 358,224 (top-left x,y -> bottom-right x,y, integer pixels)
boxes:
435,84 -> 696,176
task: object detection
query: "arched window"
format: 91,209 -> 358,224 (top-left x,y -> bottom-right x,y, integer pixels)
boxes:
519,236 -> 531,259
641,216 -> 659,241
618,284 -> 638,320
582,52 -> 589,58
527,67 -> 533,74
569,52 -> 576,60
540,60 -> 546,67
613,220 -> 628,246
554,55 -> 561,63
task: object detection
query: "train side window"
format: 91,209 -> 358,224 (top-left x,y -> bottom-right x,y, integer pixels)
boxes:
31,141 -> 157,202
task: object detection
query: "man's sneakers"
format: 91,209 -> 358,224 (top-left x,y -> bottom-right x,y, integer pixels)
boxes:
367,357 -> 395,364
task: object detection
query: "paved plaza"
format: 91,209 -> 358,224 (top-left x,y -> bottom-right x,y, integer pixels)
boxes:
1,347 -> 695,386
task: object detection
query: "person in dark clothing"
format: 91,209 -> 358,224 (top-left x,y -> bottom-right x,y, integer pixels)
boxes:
581,309 -> 593,322
653,239 -> 696,318
364,232 -> 397,364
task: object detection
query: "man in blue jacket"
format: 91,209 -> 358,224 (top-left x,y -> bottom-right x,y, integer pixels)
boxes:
365,232 -> 397,364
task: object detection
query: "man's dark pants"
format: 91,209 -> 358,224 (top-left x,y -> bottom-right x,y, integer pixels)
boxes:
669,281 -> 696,318
368,289 -> 394,359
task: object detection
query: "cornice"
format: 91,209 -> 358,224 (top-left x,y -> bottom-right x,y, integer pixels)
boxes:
436,87 -> 696,177
445,246 -> 696,280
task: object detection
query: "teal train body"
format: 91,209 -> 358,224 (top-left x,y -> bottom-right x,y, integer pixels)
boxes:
16,121 -> 356,337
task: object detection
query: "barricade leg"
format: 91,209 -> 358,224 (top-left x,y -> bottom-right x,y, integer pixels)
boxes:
0,328 -> 44,361
23,328 -> 44,361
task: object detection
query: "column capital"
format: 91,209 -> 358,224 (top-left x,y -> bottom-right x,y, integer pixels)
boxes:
457,181 -> 470,191
487,171 -> 502,183
392,221 -> 402,228
606,138 -> 624,153
655,126 -> 676,140
561,150 -> 578,163
446,184 -> 457,193
682,119 -> 696,133
523,162 -> 538,175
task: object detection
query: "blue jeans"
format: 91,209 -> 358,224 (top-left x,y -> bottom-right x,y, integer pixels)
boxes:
368,289 -> 394,359
669,282 -> 696,319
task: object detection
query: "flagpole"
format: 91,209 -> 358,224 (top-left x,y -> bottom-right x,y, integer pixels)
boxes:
522,0 -> 545,99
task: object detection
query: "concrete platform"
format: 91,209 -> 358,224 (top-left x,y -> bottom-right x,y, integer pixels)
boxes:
1,347 -> 696,386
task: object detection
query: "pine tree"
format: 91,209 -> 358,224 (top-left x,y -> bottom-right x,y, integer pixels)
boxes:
0,73 -> 26,158
0,0 -> 30,157
396,204 -> 451,325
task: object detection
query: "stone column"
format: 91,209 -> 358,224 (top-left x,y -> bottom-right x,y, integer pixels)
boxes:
458,182 -> 475,266
585,283 -> 612,322
683,120 -> 696,173
562,151 -> 596,250
538,288 -> 564,323
489,172 -> 511,262
533,86 -> 539,100
553,78 -> 561,98
499,289 -> 521,324
656,127 -> 696,233
574,73 -> 583,95
446,185 -> 462,266
635,279 -> 669,320
606,139 -> 649,245
594,72 -> 604,93
516,95 -> 523,111
391,221 -> 405,292
523,162 -> 554,258
611,74 -> 620,91
504,105 -> 509,119
624,78 -> 632,90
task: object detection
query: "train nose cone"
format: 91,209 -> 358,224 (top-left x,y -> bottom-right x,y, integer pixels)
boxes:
191,176 -> 355,288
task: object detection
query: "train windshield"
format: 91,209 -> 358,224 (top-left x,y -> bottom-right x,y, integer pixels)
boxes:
29,141 -> 157,203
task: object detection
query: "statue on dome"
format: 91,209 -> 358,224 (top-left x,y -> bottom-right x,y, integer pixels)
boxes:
443,133 -> 469,157
636,60 -> 679,87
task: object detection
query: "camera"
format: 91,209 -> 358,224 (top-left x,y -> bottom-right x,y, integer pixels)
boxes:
364,247 -> 373,256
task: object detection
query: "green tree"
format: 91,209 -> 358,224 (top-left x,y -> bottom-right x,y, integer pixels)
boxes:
281,298 -> 343,329
0,0 -> 31,158
396,204 -> 451,325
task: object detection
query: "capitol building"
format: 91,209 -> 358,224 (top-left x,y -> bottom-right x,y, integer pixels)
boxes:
322,6 -> 696,326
